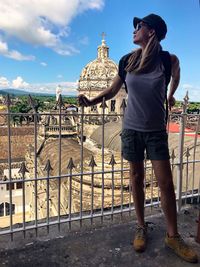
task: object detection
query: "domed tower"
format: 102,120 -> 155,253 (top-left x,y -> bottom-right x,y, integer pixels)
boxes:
78,34 -> 126,116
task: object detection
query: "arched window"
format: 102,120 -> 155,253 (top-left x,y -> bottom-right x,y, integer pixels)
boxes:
111,100 -> 116,112
5,202 -> 15,216
0,203 -> 4,217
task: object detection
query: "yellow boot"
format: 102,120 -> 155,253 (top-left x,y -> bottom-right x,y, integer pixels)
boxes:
165,233 -> 198,263
133,225 -> 147,252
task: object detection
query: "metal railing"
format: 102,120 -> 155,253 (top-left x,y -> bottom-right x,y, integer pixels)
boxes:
0,94 -> 199,239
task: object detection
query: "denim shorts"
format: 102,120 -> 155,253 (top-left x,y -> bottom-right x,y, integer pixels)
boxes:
121,129 -> 170,162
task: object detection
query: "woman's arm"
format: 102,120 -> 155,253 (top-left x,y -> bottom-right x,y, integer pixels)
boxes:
168,54 -> 180,110
78,75 -> 123,107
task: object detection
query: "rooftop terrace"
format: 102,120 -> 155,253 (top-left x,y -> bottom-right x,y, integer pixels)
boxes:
0,204 -> 199,267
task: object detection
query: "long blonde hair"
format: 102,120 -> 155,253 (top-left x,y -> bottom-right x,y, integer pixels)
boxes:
125,34 -> 161,74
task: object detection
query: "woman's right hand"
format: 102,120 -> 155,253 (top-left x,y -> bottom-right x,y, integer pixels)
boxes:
78,94 -> 92,107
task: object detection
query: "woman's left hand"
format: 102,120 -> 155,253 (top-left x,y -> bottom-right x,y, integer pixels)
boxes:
168,95 -> 176,110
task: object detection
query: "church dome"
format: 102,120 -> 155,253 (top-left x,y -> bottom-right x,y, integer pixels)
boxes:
78,36 -> 118,92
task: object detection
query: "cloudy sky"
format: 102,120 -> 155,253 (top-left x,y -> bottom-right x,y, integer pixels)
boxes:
0,0 -> 199,100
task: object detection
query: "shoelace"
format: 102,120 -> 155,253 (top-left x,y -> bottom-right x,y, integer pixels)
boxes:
174,235 -> 189,250
135,226 -> 146,239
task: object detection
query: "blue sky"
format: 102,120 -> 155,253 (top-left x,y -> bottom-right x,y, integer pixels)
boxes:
0,0 -> 200,101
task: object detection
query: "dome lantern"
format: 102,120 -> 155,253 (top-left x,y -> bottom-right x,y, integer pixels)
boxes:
97,32 -> 109,60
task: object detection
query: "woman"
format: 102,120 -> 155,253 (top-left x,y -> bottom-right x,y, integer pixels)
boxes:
78,14 -> 198,263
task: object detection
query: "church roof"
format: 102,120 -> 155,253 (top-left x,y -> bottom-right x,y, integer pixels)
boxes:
39,138 -> 92,176
90,121 -> 122,152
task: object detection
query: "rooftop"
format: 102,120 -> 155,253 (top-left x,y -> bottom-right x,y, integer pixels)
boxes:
0,204 -> 199,267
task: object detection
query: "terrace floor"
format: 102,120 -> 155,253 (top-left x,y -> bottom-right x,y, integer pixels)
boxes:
0,204 -> 200,267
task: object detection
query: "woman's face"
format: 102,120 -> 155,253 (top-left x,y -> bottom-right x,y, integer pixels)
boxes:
133,22 -> 154,47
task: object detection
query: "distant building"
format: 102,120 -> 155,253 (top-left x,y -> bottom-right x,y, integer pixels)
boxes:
56,85 -> 62,101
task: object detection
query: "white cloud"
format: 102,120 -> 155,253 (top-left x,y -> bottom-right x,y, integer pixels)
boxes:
0,75 -> 78,95
40,62 -> 47,67
12,76 -> 29,89
0,40 -> 8,53
57,74 -> 63,79
0,40 -> 35,61
30,81 -> 78,95
0,0 -> 105,56
0,77 -> 10,88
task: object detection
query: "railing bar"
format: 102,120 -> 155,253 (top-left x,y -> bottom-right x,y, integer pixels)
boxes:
150,162 -> 154,208
120,151 -> 124,215
90,167 -> 94,224
2,160 -> 200,185
33,111 -> 38,236
191,116 -> 200,203
80,106 -> 84,225
22,174 -> 26,238
1,192 -> 199,236
176,114 -> 186,211
57,105 -> 62,231
0,168 -> 128,184
111,167 -> 114,220
68,170 -> 72,229
46,174 -> 50,233
6,100 -> 13,240
144,156 -> 147,209
101,98 -> 105,220
185,149 -> 189,206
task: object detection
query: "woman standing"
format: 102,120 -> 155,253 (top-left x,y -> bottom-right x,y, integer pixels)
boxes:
78,14 -> 198,263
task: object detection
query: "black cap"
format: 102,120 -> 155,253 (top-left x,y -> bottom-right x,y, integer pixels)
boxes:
133,14 -> 167,41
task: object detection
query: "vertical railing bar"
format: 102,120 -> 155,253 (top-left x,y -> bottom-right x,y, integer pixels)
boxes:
58,99 -> 62,231
111,162 -> 115,220
120,105 -> 125,216
6,95 -> 13,240
67,158 -> 75,230
177,93 -> 189,210
46,174 -> 50,234
80,106 -> 84,226
22,173 -> 26,238
44,162 -> 52,234
29,96 -> 38,239
150,162 -> 154,209
101,98 -> 106,221
18,162 -> 29,238
68,169 -> 72,230
144,155 -> 147,207
185,148 -> 189,206
90,161 -> 95,224
120,155 -> 124,215
177,114 -> 186,211
156,164 -> 160,206
191,115 -> 200,203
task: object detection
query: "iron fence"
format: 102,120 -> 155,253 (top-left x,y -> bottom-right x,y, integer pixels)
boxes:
0,94 -> 199,238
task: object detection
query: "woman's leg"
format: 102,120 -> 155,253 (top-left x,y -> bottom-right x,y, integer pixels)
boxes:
151,159 -> 178,236
130,161 -> 145,227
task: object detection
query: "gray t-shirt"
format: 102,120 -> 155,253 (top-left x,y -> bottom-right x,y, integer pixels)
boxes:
123,61 -> 166,132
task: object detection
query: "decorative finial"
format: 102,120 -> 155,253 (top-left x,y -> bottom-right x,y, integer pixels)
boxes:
101,32 -> 106,41
182,91 -> 189,113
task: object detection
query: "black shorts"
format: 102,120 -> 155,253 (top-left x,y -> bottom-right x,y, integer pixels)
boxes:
121,129 -> 170,162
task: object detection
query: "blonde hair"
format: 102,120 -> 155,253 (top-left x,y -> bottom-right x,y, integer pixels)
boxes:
125,34 -> 161,74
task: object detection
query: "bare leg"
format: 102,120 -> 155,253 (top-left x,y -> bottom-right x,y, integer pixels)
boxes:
130,161 -> 145,227
151,160 -> 178,236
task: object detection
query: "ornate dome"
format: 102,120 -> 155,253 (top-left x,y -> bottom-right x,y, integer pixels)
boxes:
78,36 -> 118,92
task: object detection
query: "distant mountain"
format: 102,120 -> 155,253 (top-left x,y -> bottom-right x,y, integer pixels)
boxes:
0,88 -> 76,97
